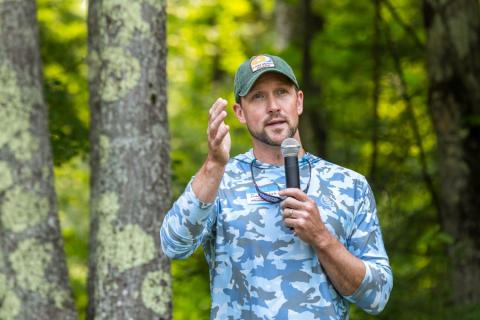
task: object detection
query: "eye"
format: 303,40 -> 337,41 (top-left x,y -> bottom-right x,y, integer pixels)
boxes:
276,88 -> 288,95
251,92 -> 264,100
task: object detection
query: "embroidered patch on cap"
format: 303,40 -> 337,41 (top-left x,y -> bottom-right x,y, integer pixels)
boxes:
250,55 -> 275,72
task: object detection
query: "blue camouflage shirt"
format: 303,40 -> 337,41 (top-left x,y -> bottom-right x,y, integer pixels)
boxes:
161,150 -> 392,319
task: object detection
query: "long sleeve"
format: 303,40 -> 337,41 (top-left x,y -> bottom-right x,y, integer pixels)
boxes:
160,180 -> 218,259
344,179 -> 393,314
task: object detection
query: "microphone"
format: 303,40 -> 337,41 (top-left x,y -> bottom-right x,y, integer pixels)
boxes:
281,138 -> 301,189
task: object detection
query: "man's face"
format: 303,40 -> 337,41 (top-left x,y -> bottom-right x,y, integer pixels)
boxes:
234,72 -> 304,147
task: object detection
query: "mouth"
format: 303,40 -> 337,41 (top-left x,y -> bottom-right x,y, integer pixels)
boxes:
265,119 -> 287,127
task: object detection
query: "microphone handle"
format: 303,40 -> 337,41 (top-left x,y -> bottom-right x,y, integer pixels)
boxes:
284,156 -> 300,189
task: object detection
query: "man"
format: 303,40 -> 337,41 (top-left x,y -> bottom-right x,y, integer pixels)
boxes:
161,54 -> 393,319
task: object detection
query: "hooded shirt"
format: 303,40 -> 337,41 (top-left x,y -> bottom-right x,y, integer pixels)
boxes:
161,150 -> 392,319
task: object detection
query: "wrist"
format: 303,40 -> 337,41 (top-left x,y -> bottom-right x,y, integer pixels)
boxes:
206,154 -> 228,169
313,228 -> 337,253
192,157 -> 226,204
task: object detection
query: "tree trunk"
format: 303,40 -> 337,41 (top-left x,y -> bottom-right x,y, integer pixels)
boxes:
0,1 -> 77,319
87,0 -> 171,318
423,0 -> 480,306
274,0 -> 299,51
299,0 -> 327,157
275,0 -> 327,157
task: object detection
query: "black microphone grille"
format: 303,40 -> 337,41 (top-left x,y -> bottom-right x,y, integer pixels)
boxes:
281,138 -> 301,157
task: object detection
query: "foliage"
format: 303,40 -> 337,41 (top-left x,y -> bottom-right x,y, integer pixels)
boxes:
37,0 -> 89,318
54,156 -> 89,320
32,0 -> 472,319
37,0 -> 89,166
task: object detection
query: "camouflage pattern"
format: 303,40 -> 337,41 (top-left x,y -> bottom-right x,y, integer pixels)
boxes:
161,150 -> 393,319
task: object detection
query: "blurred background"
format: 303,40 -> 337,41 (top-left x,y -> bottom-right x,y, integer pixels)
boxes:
35,0 -> 478,319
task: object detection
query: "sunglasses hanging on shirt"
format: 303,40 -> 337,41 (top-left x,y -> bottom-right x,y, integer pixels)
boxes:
250,158 -> 311,204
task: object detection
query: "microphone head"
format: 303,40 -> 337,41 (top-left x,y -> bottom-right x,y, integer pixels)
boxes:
281,138 -> 301,157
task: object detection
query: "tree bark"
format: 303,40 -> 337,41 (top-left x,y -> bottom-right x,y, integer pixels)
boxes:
423,0 -> 480,306
87,0 -> 171,318
274,0 -> 299,51
0,0 -> 77,319
300,0 -> 327,157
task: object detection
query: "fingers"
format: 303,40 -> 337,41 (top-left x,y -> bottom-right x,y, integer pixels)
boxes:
279,188 -> 310,202
283,207 -> 293,218
208,98 -> 228,141
281,194 -> 322,235
211,122 -> 229,147
282,208 -> 304,230
208,98 -> 228,122
206,98 -> 231,165
283,217 -> 296,229
280,190 -> 315,229
280,196 -> 304,211
282,207 -> 311,235
209,110 -> 228,139
282,206 -> 307,220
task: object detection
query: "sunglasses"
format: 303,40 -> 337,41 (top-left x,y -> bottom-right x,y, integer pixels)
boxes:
250,158 -> 312,203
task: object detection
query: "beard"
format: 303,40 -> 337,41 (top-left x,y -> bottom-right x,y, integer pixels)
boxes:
247,120 -> 297,147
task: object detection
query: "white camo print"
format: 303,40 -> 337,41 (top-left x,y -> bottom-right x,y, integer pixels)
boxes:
161,150 -> 393,319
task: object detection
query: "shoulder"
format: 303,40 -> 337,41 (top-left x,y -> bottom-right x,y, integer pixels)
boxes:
307,154 -> 371,202
219,151 -> 253,186
308,154 -> 367,184
226,151 -> 251,173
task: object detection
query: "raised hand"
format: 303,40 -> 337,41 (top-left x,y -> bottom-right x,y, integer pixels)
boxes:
191,98 -> 231,203
207,98 -> 231,166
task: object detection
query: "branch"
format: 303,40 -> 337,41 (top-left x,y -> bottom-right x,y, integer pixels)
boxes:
380,0 -> 425,51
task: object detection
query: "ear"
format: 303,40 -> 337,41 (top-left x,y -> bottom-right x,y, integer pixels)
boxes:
233,102 -> 247,124
296,90 -> 304,115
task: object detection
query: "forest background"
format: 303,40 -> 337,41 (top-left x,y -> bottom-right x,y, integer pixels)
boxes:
1,0 -> 479,319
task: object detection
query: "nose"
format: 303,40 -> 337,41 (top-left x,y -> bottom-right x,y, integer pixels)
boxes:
266,94 -> 280,113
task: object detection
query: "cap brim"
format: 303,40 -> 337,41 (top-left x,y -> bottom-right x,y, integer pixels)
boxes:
237,69 -> 298,100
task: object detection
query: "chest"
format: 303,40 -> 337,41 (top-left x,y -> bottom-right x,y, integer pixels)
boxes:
215,177 -> 354,252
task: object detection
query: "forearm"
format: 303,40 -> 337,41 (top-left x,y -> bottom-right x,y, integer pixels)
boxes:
280,184 -> 392,314
161,164 -> 222,259
192,156 -> 226,204
314,231 -> 366,296
161,97 -> 230,259
160,179 -> 217,259
315,226 -> 393,315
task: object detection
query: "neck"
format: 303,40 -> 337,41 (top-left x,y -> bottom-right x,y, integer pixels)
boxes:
252,135 -> 305,166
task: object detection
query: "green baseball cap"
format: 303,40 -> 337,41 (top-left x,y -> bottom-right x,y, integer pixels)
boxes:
234,54 -> 299,103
